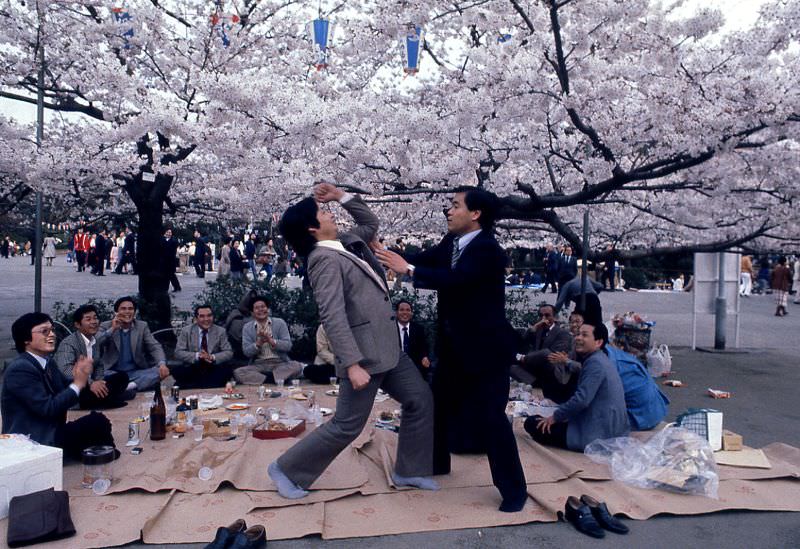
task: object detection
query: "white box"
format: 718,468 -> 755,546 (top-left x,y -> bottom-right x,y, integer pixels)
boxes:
0,438 -> 63,519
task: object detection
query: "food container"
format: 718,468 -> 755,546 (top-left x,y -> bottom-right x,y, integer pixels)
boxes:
81,446 -> 115,489
252,419 -> 305,439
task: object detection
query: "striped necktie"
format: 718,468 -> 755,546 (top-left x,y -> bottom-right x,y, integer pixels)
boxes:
451,237 -> 461,268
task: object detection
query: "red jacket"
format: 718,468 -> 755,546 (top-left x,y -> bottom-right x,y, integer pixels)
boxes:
73,233 -> 90,252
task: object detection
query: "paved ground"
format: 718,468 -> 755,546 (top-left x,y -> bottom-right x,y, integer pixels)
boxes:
1,254 -> 799,548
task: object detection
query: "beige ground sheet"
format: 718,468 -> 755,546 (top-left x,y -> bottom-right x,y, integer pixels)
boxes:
2,388 -> 799,546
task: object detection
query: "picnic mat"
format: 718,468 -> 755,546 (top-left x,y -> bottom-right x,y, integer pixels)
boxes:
2,387 -> 800,547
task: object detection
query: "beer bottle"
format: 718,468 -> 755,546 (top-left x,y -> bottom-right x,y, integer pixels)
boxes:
150,383 -> 167,441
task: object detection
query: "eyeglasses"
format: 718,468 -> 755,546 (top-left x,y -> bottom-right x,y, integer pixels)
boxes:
32,327 -> 55,336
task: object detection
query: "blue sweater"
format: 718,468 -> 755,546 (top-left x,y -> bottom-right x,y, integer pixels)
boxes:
554,348 -> 630,451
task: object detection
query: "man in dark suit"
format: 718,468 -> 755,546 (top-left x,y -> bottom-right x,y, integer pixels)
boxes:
1,313 -> 118,459
542,243 -> 560,293
557,245 -> 578,287
511,304 -> 576,403
193,230 -> 207,278
115,229 -> 136,274
172,304 -> 234,389
92,229 -> 106,276
395,299 -> 431,382
376,187 -> 528,513
159,228 -> 181,292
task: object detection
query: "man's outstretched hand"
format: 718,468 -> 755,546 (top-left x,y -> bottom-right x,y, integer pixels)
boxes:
375,248 -> 409,275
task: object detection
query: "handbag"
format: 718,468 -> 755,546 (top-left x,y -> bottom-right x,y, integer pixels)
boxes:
6,488 -> 76,547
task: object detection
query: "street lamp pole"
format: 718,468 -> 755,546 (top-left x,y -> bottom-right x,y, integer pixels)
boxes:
34,8 -> 45,313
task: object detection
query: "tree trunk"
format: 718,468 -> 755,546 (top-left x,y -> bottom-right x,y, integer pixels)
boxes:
136,199 -> 171,331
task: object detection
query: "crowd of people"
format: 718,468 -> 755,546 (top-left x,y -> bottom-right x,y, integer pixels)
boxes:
0,182 -> 785,516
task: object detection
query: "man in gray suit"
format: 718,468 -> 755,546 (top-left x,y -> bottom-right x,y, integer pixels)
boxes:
511,304 -> 575,402
97,296 -> 169,391
233,296 -> 303,384
172,304 -> 234,389
53,304 -> 131,408
269,182 -> 436,499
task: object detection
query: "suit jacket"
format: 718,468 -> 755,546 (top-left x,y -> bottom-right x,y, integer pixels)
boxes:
97,319 -> 166,374
408,230 -> 518,375
521,323 -> 573,366
1,353 -> 79,446
53,331 -> 105,381
398,321 -> 430,370
95,234 -> 106,255
242,317 -> 293,363
306,196 -> 399,378
193,237 -> 207,260
175,323 -> 233,365
558,254 -> 578,282
545,250 -> 560,274
160,237 -> 179,274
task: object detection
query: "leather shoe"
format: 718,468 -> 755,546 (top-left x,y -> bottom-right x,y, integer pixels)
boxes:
580,494 -> 629,534
564,496 -> 605,538
204,519 -> 247,549
228,525 -> 267,549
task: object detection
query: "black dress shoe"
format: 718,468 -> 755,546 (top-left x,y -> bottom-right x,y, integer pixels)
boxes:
580,494 -> 629,534
564,496 -> 605,538
204,519 -> 247,549
228,525 -> 267,549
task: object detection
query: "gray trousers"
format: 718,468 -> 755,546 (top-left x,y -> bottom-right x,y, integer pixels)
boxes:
233,358 -> 303,385
115,366 -> 161,391
277,354 -> 433,489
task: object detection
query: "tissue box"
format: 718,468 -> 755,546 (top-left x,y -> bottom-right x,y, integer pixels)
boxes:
0,438 -> 63,519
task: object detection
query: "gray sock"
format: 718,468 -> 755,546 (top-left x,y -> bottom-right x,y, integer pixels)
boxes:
392,472 -> 440,491
268,461 -> 309,499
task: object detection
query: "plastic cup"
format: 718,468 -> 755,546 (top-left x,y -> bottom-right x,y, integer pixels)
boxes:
193,424 -> 204,442
275,378 -> 285,393
230,414 -> 239,436
292,379 -> 300,390
92,478 -> 111,495
198,466 -> 213,481
329,376 -> 337,388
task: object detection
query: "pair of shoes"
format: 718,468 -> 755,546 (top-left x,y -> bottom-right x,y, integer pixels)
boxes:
563,495 -> 629,538
205,520 -> 266,549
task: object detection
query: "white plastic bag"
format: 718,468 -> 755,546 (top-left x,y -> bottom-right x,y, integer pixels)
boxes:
647,344 -> 672,377
585,426 -> 719,499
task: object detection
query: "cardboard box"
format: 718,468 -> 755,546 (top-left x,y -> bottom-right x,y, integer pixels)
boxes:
0,438 -> 63,519
722,430 -> 743,451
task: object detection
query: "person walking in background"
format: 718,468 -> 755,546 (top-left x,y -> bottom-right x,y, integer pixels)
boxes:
218,237 -> 232,278
793,256 -> 800,305
43,234 -> 58,266
740,254 -> 754,297
771,256 -> 791,316
74,227 -> 89,272
245,233 -> 258,280
193,230 -> 207,278
229,240 -> 245,281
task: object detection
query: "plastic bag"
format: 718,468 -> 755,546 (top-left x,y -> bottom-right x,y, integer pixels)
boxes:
585,426 -> 719,499
281,399 -> 312,422
647,344 -> 672,377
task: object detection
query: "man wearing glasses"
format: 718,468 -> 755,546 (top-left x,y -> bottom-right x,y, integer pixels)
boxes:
1,313 -> 120,459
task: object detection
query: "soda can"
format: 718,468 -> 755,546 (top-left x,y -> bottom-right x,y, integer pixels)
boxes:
171,385 -> 180,402
258,385 -> 266,401
190,396 -> 198,410
127,421 -> 141,446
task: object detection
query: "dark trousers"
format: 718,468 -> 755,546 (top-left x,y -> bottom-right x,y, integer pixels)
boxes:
75,251 -> 86,271
601,269 -> 615,290
432,350 -> 527,505
194,258 -> 205,278
168,272 -> 181,291
171,363 -> 232,389
92,257 -> 104,275
54,411 -> 117,460
303,362 -> 336,385
577,293 -> 603,326
115,253 -> 135,274
523,361 -> 578,405
524,415 -> 568,449
542,272 -> 558,293
78,372 -> 130,409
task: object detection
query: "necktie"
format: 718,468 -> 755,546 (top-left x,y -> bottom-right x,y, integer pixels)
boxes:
451,237 -> 461,268
402,326 -> 410,353
201,330 -> 208,353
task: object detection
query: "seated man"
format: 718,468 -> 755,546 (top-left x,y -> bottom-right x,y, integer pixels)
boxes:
234,296 -> 303,385
2,313 -> 119,460
524,322 -> 629,451
172,304 -> 234,389
98,296 -> 169,391
225,288 -> 258,361
511,304 -> 573,401
395,299 -> 432,382
53,304 -> 131,409
303,324 -> 337,384
554,272 -> 604,326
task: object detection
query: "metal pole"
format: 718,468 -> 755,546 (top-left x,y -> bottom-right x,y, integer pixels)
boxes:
34,14 -> 45,313
580,211 -> 589,310
714,252 -> 726,350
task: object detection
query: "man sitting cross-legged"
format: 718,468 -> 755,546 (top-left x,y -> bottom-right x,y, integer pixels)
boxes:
172,304 -> 234,389
524,322 -> 629,451
2,313 -> 120,460
268,182 -> 436,499
53,304 -> 132,409
234,296 -> 304,385
97,296 -> 169,392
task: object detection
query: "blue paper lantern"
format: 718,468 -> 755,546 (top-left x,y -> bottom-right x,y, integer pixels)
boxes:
309,18 -> 332,70
403,25 -> 424,75
111,6 -> 134,48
